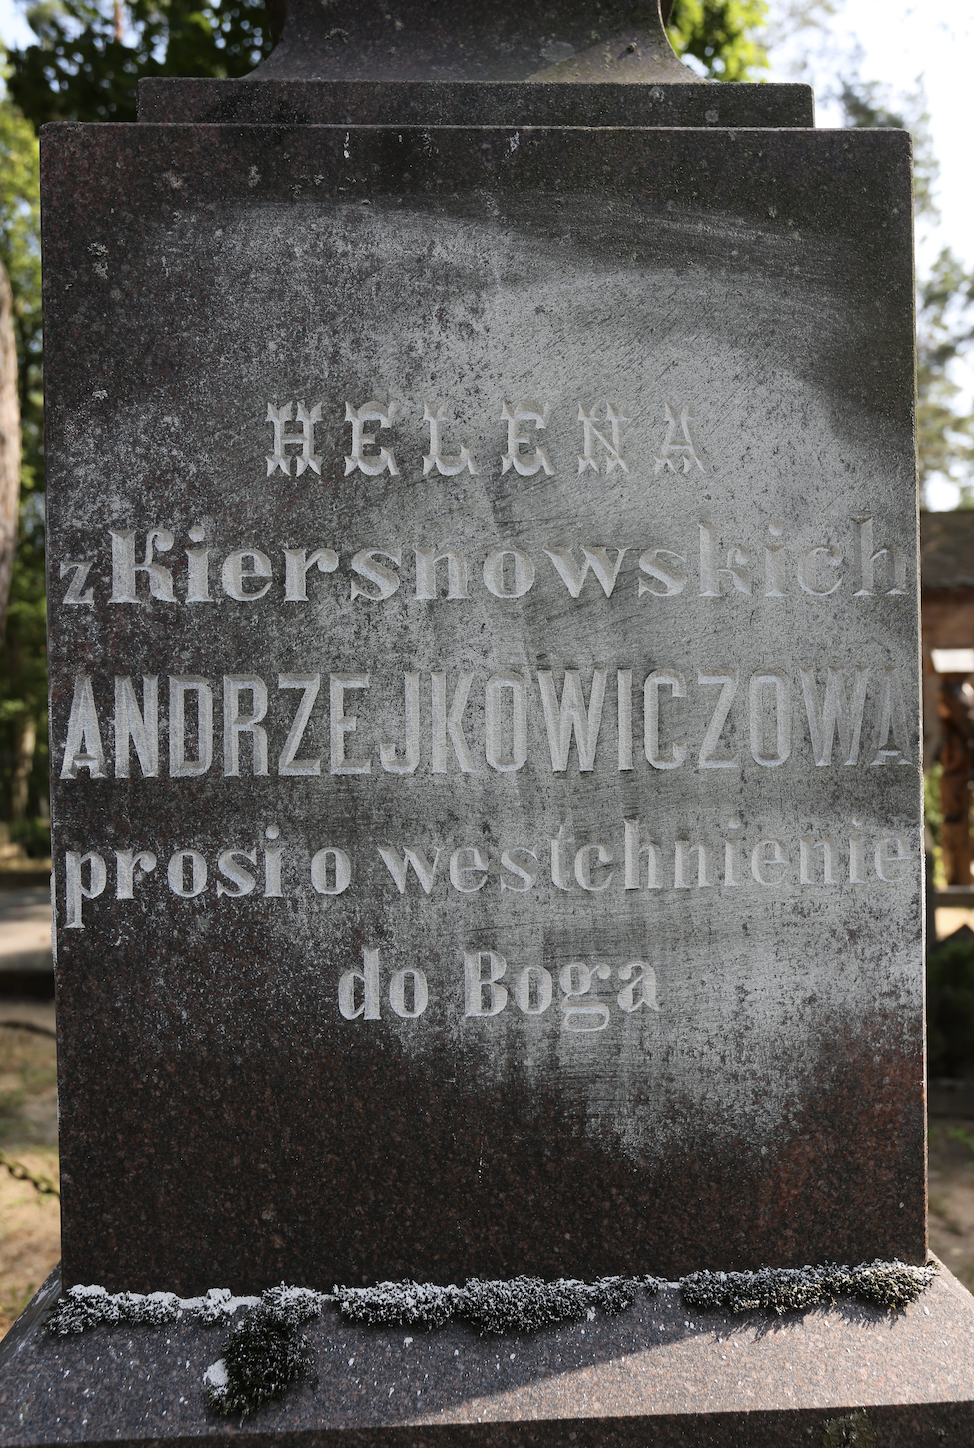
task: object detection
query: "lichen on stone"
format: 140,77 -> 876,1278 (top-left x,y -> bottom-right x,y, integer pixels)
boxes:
43,1259 -> 936,1423
680,1259 -> 936,1316
847,1259 -> 938,1311
260,1284 -> 331,1323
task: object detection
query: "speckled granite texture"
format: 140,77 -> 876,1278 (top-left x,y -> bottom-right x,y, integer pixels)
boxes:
135,78 -> 814,127
41,119 -> 921,1294
1,1265 -> 973,1445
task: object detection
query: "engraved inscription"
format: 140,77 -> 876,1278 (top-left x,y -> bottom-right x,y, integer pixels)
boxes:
76,517 -> 909,608
423,404 -> 479,476
56,663 -> 914,782
500,400 -> 554,476
60,817 -> 914,928
266,402 -> 322,477
344,400 -> 400,477
654,402 -> 704,474
52,365 -> 920,1104
577,403 -> 629,475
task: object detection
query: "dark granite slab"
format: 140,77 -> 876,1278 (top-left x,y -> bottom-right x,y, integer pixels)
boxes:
249,0 -> 707,86
2,1264 -> 974,1445
40,120 -> 919,1295
136,79 -> 814,127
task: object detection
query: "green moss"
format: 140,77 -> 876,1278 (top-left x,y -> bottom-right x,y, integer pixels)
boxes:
205,1302 -> 315,1419
335,1280 -> 462,1330
681,1260 -> 936,1316
334,1275 -> 660,1335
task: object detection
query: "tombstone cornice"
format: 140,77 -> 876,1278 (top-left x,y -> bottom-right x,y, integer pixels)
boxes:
254,0 -> 701,83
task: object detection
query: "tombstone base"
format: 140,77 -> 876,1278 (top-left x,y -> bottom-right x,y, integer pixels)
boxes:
1,1260 -> 973,1445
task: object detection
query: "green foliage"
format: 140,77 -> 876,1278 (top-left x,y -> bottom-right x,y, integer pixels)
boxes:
838,79 -> 974,507
0,88 -> 46,823
10,815 -> 50,856
0,487 -> 48,818
947,1124 -> 974,1163
917,250 -> 974,505
925,761 -> 947,889
925,762 -> 944,845
7,0 -> 271,129
0,93 -> 40,457
668,0 -> 769,82
927,936 -> 974,1078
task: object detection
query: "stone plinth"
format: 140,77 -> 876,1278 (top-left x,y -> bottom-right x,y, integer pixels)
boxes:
135,78 -> 814,126
2,1265 -> 974,1445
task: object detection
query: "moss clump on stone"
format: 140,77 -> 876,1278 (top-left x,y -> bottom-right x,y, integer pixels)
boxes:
461,1275 -> 639,1334
47,1285 -> 182,1335
44,1261 -> 935,1423
335,1280 -> 464,1330
204,1299 -> 318,1418
848,1260 -> 937,1311
680,1260 -> 936,1316
334,1274 -> 658,1335
47,1283 -> 329,1339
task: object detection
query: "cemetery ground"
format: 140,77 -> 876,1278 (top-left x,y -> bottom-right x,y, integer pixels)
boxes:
0,1005 -> 58,1337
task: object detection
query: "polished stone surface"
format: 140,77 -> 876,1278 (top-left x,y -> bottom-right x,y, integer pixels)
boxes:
252,0 -> 701,85
136,78 -> 814,126
41,119 -> 919,1294
2,1264 -> 974,1445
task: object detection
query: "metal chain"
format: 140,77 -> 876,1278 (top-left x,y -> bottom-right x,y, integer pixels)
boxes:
0,1149 -> 59,1197
0,1020 -> 56,1040
0,1019 -> 59,1196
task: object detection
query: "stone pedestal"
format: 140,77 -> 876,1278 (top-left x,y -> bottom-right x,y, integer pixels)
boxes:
2,1264 -> 974,1445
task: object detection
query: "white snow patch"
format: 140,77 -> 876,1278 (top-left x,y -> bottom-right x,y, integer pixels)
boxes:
203,1359 -> 228,1390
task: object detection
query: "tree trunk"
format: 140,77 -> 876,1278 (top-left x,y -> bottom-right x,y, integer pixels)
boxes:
9,713 -> 35,822
0,258 -> 21,640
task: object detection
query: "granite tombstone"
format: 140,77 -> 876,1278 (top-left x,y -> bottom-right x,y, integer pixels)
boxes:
38,0 -> 922,1308
4,2 -> 971,1443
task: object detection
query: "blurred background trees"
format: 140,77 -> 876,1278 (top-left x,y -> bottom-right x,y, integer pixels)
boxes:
666,0 -> 771,80
7,0 -> 270,126
836,76 -> 974,511
0,92 -> 44,852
